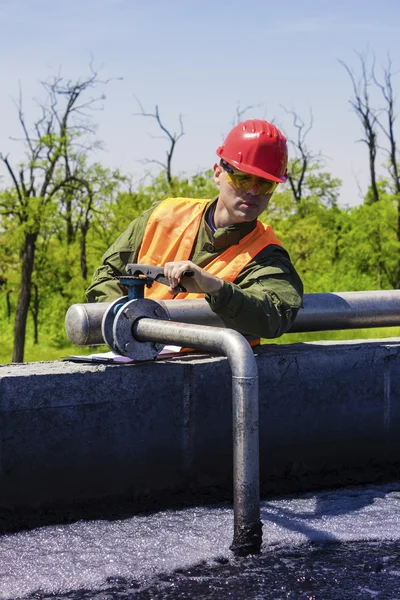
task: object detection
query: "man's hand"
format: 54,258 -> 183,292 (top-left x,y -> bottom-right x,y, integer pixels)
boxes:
163,261 -> 223,296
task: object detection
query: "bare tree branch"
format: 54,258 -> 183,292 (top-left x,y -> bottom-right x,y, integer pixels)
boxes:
281,106 -> 317,204
231,103 -> 261,127
133,96 -> 185,184
0,66 -> 118,362
372,53 -> 400,194
0,153 -> 23,203
339,50 -> 380,203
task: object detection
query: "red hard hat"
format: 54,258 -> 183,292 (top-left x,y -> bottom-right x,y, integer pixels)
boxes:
216,119 -> 288,183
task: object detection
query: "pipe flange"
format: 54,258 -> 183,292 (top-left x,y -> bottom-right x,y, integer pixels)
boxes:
102,296 -> 129,349
112,298 -> 168,360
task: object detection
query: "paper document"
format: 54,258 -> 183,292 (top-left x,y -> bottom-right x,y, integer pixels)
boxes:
63,346 -> 183,363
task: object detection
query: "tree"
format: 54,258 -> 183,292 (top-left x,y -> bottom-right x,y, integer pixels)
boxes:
266,165 -> 342,293
339,50 -> 380,203
230,102 -> 261,127
340,190 -> 400,290
279,107 -> 340,217
134,98 -> 184,185
0,68 -> 109,362
373,55 -> 400,196
282,108 -> 316,206
56,162 -> 122,280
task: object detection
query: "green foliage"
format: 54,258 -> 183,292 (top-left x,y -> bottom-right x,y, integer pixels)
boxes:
265,167 -> 344,293
1,151 -> 400,364
0,167 -> 219,363
265,326 -> 400,345
338,192 -> 400,289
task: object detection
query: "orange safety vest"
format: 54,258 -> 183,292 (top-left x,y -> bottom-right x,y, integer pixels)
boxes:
138,197 -> 283,301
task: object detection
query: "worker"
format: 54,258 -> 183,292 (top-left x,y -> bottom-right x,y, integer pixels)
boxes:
86,119 -> 303,340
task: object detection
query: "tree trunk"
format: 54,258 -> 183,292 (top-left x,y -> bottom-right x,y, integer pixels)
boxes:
369,137 -> 379,203
66,196 -> 74,245
12,233 -> 37,363
6,290 -> 12,320
31,283 -> 39,344
389,145 -> 400,195
397,197 -> 400,288
80,225 -> 88,280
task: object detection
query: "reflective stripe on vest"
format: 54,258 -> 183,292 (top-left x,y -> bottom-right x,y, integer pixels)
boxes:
138,197 -> 283,301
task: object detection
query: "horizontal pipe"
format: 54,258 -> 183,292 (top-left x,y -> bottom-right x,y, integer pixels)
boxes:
289,290 -> 400,332
157,299 -> 225,327
133,318 -> 261,556
65,299 -> 224,346
65,302 -> 110,346
65,290 -> 400,347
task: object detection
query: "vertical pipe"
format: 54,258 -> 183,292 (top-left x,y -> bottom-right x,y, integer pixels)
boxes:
133,318 -> 262,556
231,375 -> 262,556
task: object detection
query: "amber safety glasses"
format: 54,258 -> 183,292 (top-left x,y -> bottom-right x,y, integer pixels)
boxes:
220,160 -> 278,195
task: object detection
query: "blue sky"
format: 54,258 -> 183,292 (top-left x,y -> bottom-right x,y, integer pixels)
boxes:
1,0 -> 399,207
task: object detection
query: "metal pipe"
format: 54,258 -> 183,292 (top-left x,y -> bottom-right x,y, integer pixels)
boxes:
64,288 -> 400,558
290,290 -> 400,332
65,302 -> 110,346
65,290 -> 400,347
133,318 -> 262,557
156,299 -> 225,327
65,299 -> 225,346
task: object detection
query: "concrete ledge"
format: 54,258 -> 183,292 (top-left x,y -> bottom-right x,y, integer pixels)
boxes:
1,339 -> 399,526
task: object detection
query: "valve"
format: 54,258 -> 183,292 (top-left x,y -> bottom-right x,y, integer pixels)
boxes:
101,264 -> 192,360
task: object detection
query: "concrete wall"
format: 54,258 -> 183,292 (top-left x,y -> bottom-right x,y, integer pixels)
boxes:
1,339 -> 399,524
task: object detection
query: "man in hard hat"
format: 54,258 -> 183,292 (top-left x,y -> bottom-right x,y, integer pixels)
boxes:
86,120 -> 303,339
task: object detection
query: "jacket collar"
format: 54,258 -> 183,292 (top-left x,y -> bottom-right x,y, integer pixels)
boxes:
204,197 -> 257,249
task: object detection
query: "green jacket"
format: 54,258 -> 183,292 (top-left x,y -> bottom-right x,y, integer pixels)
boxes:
86,198 -> 304,339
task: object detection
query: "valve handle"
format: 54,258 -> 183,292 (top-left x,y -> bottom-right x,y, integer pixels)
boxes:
124,263 -> 194,293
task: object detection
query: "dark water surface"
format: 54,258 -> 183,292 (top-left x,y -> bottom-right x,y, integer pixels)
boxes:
18,541 -> 400,600
2,483 -> 400,600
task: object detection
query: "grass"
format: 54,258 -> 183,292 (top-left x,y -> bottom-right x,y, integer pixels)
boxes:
0,328 -> 108,365
1,325 -> 400,365
264,326 -> 400,345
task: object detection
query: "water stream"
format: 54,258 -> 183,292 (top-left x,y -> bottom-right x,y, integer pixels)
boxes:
1,482 -> 400,599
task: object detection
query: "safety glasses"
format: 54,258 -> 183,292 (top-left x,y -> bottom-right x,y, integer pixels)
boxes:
220,159 -> 278,195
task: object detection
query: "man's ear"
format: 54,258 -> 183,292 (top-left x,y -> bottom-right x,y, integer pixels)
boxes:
213,162 -> 222,185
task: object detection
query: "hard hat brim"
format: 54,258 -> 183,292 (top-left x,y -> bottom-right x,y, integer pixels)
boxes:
216,151 -> 287,184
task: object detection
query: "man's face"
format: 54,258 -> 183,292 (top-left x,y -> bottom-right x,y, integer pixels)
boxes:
213,162 -> 274,226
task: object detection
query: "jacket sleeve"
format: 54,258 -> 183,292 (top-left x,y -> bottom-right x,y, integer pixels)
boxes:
205,246 -> 303,339
85,208 -> 154,302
